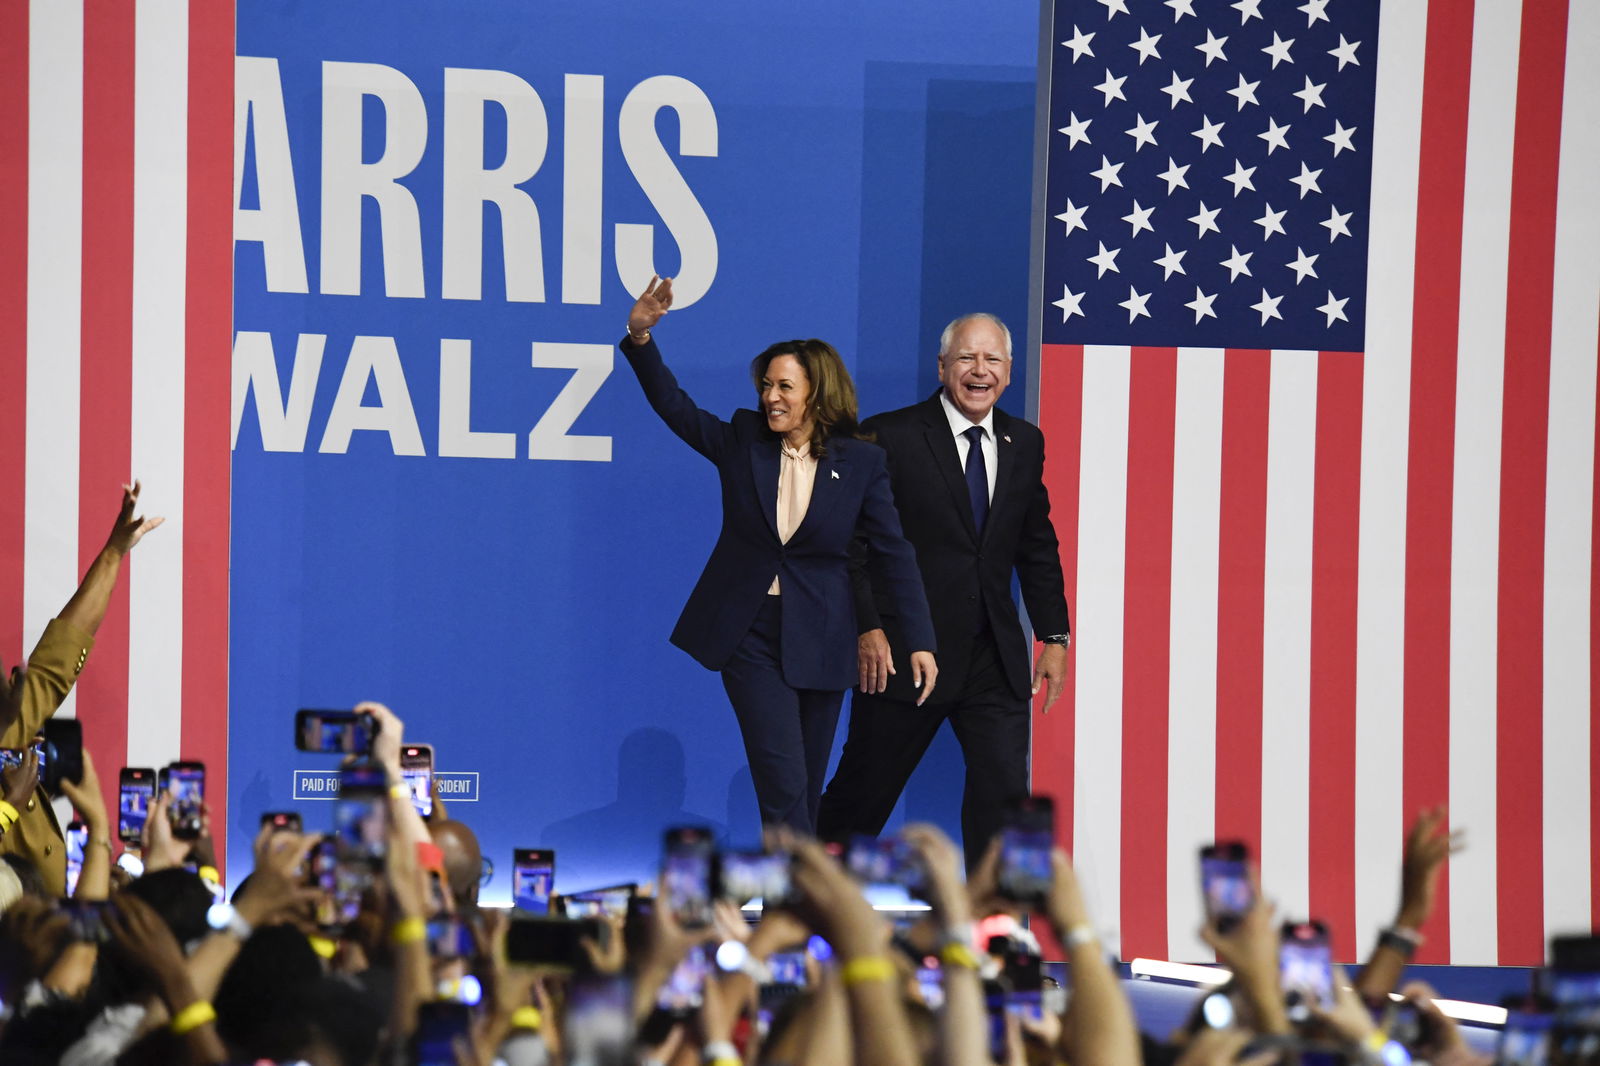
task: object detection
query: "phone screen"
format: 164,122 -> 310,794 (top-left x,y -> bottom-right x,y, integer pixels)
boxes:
1500,1006 -> 1555,1066
1199,843 -> 1253,932
562,883 -> 635,920
61,899 -> 111,943
0,742 -> 46,782
845,835 -> 922,893
513,849 -> 555,914
413,1002 -> 472,1066
1550,968 -> 1600,1060
426,916 -> 474,959
661,827 -> 714,928
567,976 -> 634,1066
768,951 -> 808,988
165,763 -> 205,838
295,709 -> 375,754
401,745 -> 433,818
1003,951 -> 1045,1021
65,821 -> 87,896
999,796 -> 1055,904
307,836 -> 364,931
1279,921 -> 1332,1018
915,961 -> 945,1010
657,943 -> 710,1014
717,849 -> 792,904
118,768 -> 155,843
335,767 -> 388,864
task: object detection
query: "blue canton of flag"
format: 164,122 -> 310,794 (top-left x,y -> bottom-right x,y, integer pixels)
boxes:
1041,0 -> 1379,349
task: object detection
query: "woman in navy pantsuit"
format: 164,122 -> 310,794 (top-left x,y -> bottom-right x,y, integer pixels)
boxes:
621,277 -> 938,832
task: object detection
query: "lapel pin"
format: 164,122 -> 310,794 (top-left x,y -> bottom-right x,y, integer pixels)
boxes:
830,469 -> 840,479
1004,435 -> 1012,443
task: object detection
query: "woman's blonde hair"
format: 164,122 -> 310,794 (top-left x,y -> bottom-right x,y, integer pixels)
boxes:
749,339 -> 868,457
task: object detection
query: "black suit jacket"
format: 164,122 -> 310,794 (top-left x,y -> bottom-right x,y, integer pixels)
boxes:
622,336 -> 936,691
852,393 -> 1070,705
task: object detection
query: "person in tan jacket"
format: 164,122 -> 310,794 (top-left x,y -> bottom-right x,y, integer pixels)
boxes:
0,481 -> 162,896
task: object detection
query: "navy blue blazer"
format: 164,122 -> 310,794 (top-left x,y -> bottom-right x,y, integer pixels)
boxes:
621,335 -> 936,691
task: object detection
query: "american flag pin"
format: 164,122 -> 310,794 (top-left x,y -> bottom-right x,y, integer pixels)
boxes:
1004,435 -> 1012,443
830,470 -> 840,479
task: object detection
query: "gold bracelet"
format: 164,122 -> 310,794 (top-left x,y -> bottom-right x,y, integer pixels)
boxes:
510,1006 -> 542,1031
390,916 -> 427,945
839,955 -> 896,987
89,838 -> 114,853
168,1000 -> 217,1036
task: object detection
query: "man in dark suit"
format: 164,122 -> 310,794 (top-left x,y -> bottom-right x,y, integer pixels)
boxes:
817,313 -> 1070,867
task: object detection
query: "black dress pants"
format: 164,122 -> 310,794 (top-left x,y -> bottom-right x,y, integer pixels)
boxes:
720,596 -> 845,834
817,629 -> 1030,869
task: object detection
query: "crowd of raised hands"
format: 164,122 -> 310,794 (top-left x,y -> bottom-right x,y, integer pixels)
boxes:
0,679 -> 1537,1066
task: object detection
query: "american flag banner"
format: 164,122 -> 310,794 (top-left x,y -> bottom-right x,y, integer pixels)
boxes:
1030,0 -> 1599,965
0,2 -> 234,862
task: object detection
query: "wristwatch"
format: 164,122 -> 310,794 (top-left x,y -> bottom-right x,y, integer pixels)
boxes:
1041,633 -> 1071,647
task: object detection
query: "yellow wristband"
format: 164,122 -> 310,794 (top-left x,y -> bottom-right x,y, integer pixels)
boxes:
389,783 -> 410,801
940,941 -> 981,971
197,865 -> 220,884
1367,1031 -> 1391,1052
390,916 -> 427,945
708,1060 -> 740,1066
0,800 -> 18,824
308,935 -> 338,959
168,1000 -> 217,1036
510,1006 -> 542,1031
840,955 -> 896,987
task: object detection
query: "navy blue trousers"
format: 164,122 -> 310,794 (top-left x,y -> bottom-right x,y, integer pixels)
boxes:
720,596 -> 844,833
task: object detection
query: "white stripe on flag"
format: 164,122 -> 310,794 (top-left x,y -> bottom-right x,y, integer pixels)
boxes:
1074,345 -> 1129,949
23,0 -> 84,720
126,0 -> 190,768
1447,0 -> 1522,967
1259,349 -> 1319,921
1541,0 -> 1600,942
1166,346 -> 1224,962
1353,0 -> 1426,951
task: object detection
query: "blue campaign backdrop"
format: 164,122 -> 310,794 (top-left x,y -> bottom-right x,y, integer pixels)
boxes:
228,0 -> 1040,899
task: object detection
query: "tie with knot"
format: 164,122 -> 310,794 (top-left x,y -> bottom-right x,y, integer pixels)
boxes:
964,425 -> 988,536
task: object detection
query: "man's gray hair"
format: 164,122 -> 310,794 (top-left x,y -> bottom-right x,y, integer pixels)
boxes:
938,313 -> 1013,360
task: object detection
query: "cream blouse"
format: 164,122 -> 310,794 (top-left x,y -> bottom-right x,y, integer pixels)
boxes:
768,441 -> 817,595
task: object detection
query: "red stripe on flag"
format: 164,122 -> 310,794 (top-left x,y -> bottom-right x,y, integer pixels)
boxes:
1402,0 -> 1474,964
77,0 -> 136,817
1214,349 -> 1269,857
181,0 -> 234,872
1309,351 -> 1363,961
1494,0 -> 1568,966
1119,346 -> 1175,961
1034,344 -> 1083,861
0,3 -> 28,662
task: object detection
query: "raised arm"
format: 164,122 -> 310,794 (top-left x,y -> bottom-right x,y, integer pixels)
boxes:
620,275 -> 734,462
59,480 -> 164,637
0,482 -> 162,742
1353,806 -> 1461,1001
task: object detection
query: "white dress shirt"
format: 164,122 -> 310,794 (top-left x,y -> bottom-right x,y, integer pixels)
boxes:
939,389 -> 997,501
